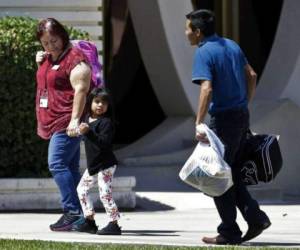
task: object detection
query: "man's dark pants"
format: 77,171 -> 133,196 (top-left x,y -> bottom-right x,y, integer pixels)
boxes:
209,108 -> 267,243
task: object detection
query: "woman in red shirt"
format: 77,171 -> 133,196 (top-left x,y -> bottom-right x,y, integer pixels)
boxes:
35,18 -> 90,231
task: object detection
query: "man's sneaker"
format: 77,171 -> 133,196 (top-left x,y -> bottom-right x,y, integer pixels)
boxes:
73,218 -> 98,234
50,213 -> 84,231
96,221 -> 121,235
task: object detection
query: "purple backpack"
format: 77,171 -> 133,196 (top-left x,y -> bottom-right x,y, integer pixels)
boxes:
71,40 -> 103,88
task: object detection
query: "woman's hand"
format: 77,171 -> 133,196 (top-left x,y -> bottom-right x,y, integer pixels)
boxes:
66,118 -> 80,137
36,51 -> 47,66
68,62 -> 91,135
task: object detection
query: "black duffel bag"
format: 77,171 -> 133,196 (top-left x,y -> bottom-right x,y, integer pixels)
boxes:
240,131 -> 283,185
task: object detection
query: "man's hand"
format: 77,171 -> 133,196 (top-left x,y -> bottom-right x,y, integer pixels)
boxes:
195,124 -> 210,144
66,118 -> 80,137
195,130 -> 209,144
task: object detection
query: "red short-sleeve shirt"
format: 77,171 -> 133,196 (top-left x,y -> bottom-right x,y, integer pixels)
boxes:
36,47 -> 88,139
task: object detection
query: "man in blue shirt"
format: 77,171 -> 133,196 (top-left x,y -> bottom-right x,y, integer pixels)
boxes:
185,9 -> 271,245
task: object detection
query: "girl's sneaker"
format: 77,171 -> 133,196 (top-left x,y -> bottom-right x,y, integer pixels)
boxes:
74,218 -> 98,234
96,221 -> 121,235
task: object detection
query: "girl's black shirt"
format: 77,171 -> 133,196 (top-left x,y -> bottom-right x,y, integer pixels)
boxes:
83,116 -> 117,175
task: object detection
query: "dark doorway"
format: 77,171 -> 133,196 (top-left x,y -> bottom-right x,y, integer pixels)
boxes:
104,0 -> 166,145
240,0 -> 283,78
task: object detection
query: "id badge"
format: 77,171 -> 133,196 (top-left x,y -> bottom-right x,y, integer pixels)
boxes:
52,64 -> 60,70
40,91 -> 48,108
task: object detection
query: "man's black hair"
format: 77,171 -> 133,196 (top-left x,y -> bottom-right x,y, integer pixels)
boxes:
186,9 -> 215,37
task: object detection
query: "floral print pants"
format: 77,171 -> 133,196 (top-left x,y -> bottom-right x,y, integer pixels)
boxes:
77,165 -> 120,221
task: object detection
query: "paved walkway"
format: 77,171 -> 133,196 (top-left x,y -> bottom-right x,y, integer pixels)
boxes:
0,192 -> 300,247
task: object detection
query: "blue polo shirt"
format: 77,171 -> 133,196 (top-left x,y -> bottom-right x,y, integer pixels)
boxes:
192,34 -> 248,114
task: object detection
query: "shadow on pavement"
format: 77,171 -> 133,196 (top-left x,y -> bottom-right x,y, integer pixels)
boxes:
133,196 -> 175,212
122,230 -> 179,237
243,242 -> 300,247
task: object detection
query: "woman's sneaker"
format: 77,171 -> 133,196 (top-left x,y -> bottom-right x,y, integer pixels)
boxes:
74,218 -> 98,234
96,221 -> 121,235
50,213 -> 85,231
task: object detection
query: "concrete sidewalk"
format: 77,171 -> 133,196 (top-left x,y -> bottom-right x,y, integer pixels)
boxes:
0,192 -> 300,247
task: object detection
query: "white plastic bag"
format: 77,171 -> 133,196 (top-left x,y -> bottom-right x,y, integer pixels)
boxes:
179,124 -> 233,197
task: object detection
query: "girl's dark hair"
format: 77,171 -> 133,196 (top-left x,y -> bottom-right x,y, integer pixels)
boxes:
36,18 -> 70,49
85,88 -> 115,122
186,9 -> 215,37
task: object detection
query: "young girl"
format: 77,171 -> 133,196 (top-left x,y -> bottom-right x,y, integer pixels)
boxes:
76,88 -> 121,235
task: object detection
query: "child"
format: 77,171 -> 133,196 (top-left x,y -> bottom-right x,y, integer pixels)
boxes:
76,88 -> 121,235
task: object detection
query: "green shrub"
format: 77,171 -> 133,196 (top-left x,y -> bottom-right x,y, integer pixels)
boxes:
0,16 -> 89,177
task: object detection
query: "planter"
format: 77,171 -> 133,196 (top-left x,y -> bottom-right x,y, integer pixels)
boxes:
0,177 -> 136,210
